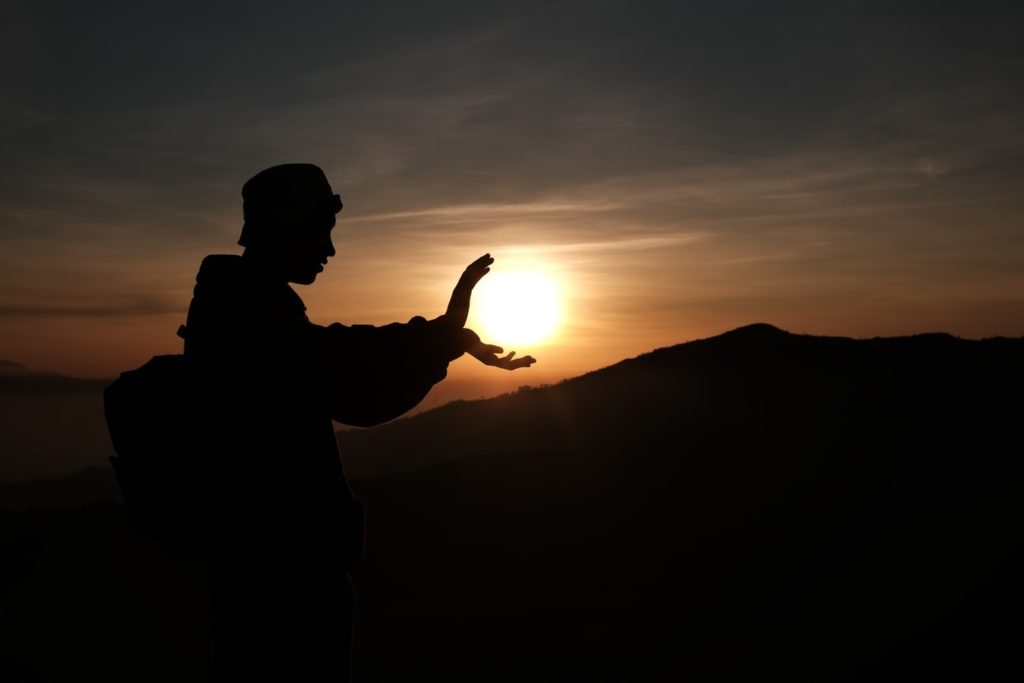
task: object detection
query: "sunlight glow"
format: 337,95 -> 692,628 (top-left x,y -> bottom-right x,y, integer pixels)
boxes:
472,270 -> 561,347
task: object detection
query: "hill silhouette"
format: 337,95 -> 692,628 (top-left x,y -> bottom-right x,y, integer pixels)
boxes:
0,359 -> 110,391
0,361 -> 112,481
340,322 -> 1019,478
2,324 -> 1022,680
344,323 -> 1023,679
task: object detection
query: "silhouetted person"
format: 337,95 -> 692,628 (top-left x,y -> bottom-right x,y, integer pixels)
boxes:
179,163 -> 534,682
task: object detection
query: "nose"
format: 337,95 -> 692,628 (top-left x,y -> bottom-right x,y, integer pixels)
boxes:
325,238 -> 336,258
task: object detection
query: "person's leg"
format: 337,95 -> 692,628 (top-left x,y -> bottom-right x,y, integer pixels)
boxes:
211,568 -> 355,682
295,573 -> 356,683
209,567 -> 277,683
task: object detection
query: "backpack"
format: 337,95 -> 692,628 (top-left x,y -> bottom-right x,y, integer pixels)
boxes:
104,353 -> 215,560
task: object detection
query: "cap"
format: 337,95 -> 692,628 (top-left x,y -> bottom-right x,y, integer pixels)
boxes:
238,163 -> 343,246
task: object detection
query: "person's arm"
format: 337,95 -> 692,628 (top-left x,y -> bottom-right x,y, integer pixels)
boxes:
310,315 -> 465,427
304,254 -> 536,426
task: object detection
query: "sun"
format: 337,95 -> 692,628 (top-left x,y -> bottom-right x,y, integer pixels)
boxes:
471,270 -> 561,347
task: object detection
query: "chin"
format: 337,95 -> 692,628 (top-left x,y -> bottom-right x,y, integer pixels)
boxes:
289,272 -> 319,285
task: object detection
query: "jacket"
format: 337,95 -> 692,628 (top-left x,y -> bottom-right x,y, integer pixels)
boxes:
180,253 -> 463,574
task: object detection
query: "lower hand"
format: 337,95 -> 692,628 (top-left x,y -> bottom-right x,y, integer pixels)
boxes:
462,328 -> 536,371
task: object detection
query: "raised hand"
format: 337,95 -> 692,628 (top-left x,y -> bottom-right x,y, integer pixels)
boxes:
444,254 -> 493,329
462,328 -> 537,371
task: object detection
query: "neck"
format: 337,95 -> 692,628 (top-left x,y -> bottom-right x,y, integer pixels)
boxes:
240,247 -> 288,283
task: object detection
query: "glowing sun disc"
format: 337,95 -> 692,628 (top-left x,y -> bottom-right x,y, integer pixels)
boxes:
472,270 -> 560,346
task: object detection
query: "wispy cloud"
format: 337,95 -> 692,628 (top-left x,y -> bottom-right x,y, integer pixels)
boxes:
345,200 -> 624,225
0,298 -> 180,319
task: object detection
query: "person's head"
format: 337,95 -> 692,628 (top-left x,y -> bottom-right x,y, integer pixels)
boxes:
238,163 -> 343,284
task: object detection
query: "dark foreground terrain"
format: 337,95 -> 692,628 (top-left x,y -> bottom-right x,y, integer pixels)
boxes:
3,324 -> 1022,681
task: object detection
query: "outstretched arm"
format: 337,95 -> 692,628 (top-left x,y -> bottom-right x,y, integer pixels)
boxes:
312,316 -> 463,427
306,254 -> 536,425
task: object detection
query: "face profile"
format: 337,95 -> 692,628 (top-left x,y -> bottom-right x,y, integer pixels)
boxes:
237,163 -> 344,285
276,211 -> 337,285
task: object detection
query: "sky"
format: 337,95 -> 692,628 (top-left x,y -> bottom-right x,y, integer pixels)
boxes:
1,0 -> 1022,395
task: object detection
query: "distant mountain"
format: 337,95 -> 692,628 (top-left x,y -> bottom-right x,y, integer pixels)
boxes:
0,362 -> 113,481
0,466 -> 120,509
0,360 -> 110,392
3,325 -> 1023,679
0,359 -> 32,375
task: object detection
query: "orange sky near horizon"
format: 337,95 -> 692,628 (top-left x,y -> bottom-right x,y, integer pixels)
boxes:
3,182 -> 1021,385
2,2 -> 1022,394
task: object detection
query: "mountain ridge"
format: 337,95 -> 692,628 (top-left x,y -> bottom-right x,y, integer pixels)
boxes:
0,358 -> 110,392
338,321 -> 1021,479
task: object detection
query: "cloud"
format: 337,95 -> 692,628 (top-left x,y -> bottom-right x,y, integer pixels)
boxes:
346,200 -> 624,225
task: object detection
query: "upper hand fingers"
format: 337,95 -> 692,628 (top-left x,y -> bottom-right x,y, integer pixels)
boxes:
466,253 -> 493,267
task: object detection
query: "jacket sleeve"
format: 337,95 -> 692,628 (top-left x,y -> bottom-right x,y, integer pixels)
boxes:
306,316 -> 466,427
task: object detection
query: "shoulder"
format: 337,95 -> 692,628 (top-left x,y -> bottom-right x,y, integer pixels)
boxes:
190,253 -> 308,324
196,254 -> 243,283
